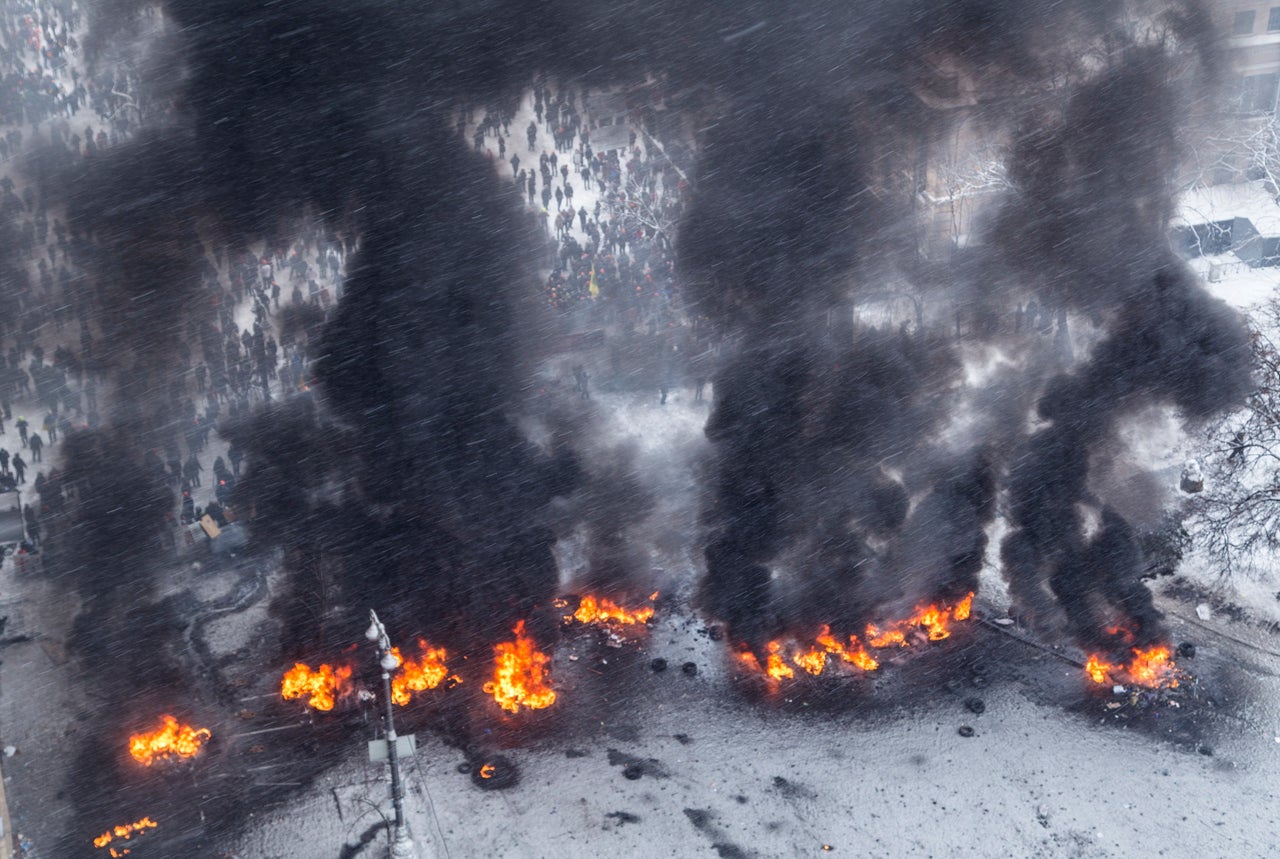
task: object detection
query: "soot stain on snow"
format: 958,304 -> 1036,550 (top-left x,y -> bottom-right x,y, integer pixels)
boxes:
683,808 -> 750,858
607,747 -> 668,780
769,775 -> 817,801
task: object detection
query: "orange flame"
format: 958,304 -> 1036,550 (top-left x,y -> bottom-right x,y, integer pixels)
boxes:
816,626 -> 880,672
1105,624 -> 1137,645
1127,646 -> 1180,688
765,640 -> 795,680
1084,654 -> 1115,685
757,628 -> 882,681
865,625 -> 906,648
93,816 -> 157,855
568,593 -> 657,626
281,662 -> 353,711
480,763 -> 496,779
793,645 -> 828,676
390,641 -> 459,706
843,643 -> 880,672
483,620 -> 557,713
1084,646 -> 1182,689
738,592 -> 973,682
916,606 -> 949,641
866,592 -> 975,645
128,716 -> 210,766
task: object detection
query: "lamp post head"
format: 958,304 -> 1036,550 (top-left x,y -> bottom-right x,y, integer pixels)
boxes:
366,609 -> 386,646
380,652 -> 400,672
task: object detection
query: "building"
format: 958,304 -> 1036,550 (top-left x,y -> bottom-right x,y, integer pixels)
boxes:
1222,3 -> 1280,113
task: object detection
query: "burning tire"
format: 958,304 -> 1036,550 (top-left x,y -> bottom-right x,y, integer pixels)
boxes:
470,754 -> 519,790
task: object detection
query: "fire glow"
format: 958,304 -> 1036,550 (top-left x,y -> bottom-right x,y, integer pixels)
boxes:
390,640 -> 460,706
483,620 -> 557,713
564,592 -> 658,627
1084,646 -> 1182,689
738,592 -> 973,682
128,716 -> 210,766
93,816 -> 157,856
281,662 -> 353,711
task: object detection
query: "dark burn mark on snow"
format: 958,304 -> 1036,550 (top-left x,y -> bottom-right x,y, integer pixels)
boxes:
769,775 -> 817,800
607,747 -> 668,780
683,808 -> 751,858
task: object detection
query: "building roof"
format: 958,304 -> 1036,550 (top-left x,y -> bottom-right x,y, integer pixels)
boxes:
1175,179 -> 1280,236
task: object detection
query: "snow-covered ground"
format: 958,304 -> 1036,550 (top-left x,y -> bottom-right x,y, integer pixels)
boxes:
225,592 -> 1280,859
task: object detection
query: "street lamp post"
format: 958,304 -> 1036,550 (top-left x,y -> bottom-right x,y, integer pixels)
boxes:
365,609 -> 419,859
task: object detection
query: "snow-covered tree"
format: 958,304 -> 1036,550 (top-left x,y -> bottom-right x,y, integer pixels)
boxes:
1182,112 -> 1280,202
935,143 -> 1010,247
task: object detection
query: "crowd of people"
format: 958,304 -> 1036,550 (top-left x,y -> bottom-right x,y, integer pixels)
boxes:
0,0 -> 357,561
469,78 -> 718,399
0,0 -> 721,565
471,80 -> 687,322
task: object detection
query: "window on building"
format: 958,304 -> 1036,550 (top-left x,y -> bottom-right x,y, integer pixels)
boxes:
1236,10 -> 1257,34
1240,73 -> 1280,112
1269,7 -> 1280,30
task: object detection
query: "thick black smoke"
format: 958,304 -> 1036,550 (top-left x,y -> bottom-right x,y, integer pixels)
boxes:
34,0 -> 1254,852
63,0 -> 1244,662
994,42 -> 1252,653
687,0 -> 1250,659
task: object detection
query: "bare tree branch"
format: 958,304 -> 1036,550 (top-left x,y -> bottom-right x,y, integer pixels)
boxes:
1192,297 -> 1276,579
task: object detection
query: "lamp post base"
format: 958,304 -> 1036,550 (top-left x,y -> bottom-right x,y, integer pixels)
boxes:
390,824 -> 419,859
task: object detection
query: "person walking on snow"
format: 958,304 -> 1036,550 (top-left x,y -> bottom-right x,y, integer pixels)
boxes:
184,453 -> 202,486
13,454 -> 27,484
28,433 -> 41,462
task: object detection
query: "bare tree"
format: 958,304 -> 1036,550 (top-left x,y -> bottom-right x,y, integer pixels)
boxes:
1229,115 -> 1280,200
1192,299 -> 1275,578
1181,102 -> 1280,204
604,171 -> 682,248
935,143 -> 1011,243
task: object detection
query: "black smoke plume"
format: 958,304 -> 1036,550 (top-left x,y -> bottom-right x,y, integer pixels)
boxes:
26,0 -> 1255,852
688,1 -> 1250,660
994,40 -> 1251,653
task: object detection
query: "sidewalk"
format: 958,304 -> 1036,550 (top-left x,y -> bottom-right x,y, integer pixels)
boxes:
0,757 -> 12,859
